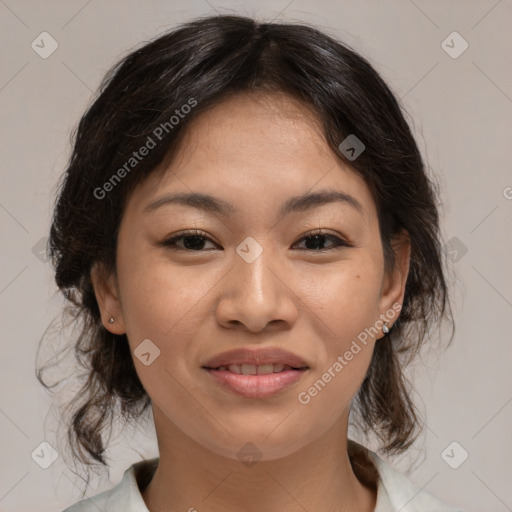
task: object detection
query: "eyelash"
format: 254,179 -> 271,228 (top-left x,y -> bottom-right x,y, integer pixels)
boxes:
161,229 -> 352,252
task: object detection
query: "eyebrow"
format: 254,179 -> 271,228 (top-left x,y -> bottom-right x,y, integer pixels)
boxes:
143,189 -> 364,217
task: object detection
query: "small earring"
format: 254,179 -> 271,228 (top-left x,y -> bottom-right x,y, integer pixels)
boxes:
382,321 -> 390,335
108,317 -> 115,324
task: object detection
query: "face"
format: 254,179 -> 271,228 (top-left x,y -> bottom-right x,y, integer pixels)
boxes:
93,92 -> 409,461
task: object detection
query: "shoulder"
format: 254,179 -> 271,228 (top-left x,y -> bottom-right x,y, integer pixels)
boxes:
61,459 -> 158,512
368,449 -> 465,512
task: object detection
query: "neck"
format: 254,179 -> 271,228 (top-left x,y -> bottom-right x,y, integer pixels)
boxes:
141,407 -> 377,512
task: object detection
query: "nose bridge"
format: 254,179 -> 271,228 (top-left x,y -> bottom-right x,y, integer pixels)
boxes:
215,236 -> 296,332
233,237 -> 278,303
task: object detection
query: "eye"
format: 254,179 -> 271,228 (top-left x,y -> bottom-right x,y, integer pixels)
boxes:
161,229 -> 351,252
293,230 -> 351,251
161,230 -> 218,251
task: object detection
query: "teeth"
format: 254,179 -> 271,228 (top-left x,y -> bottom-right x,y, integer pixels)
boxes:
220,363 -> 293,375
241,364 -> 257,375
227,364 -> 242,374
256,364 -> 274,375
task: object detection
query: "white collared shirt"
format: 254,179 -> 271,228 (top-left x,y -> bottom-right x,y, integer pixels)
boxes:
62,442 -> 464,512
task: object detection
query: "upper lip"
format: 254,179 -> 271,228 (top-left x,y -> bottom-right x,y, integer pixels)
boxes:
202,347 -> 309,369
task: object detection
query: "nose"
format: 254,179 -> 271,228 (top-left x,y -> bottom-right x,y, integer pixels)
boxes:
214,244 -> 298,333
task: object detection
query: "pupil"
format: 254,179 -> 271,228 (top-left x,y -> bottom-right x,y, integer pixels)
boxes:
306,234 -> 326,250
184,235 -> 205,250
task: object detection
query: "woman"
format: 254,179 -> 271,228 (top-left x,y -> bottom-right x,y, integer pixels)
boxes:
40,14 -> 463,512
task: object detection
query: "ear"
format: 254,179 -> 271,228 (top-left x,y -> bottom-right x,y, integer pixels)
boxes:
90,263 -> 126,335
377,229 -> 411,331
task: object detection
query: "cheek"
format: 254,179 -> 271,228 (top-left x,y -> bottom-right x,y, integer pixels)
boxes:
293,259 -> 382,391
116,247 -> 228,392
117,248 -> 207,336
115,250 -> 208,410
292,266 -> 380,429
295,257 -> 383,342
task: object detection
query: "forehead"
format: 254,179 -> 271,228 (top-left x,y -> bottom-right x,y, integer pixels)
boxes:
126,92 -> 377,226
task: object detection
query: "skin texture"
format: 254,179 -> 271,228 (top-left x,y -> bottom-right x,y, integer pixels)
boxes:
92,91 -> 410,512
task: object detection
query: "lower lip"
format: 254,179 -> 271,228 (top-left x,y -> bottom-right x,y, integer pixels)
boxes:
203,368 -> 308,398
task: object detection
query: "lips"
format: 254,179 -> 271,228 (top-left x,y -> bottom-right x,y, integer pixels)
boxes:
202,348 -> 310,398
202,347 -> 309,370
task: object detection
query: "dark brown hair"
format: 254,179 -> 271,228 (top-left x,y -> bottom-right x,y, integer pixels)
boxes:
38,14 -> 454,474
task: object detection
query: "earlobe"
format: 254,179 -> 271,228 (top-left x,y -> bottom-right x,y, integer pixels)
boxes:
90,263 -> 126,334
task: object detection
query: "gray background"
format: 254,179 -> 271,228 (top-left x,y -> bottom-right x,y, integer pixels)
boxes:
1,1 -> 511,511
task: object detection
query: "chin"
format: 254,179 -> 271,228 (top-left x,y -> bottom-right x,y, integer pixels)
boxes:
195,424 -> 316,463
